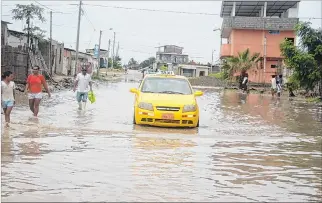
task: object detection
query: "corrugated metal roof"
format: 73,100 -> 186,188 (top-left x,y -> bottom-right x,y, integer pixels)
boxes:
221,1 -> 300,17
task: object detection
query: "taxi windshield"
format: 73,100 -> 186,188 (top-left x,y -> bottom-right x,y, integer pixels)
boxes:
141,77 -> 192,95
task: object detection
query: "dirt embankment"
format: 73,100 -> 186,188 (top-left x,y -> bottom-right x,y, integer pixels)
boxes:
188,76 -> 226,87
189,76 -> 322,102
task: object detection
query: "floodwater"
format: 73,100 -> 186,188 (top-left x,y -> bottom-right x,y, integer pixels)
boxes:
2,70 -> 322,202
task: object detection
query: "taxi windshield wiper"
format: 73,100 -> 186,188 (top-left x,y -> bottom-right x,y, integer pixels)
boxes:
158,91 -> 184,94
142,90 -> 156,93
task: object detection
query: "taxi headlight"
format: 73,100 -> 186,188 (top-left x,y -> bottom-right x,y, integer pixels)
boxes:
182,104 -> 196,112
138,102 -> 153,111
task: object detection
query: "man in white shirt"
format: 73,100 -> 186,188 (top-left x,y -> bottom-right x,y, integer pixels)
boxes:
271,75 -> 277,97
73,67 -> 93,110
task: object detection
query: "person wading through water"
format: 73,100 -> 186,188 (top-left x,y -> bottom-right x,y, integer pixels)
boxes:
25,65 -> 51,117
271,75 -> 277,97
242,73 -> 249,93
73,67 -> 93,110
1,71 -> 16,127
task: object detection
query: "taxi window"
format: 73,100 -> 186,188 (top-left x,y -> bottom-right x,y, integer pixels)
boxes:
141,77 -> 192,95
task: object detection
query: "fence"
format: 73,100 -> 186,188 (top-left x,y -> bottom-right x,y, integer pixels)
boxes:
1,46 -> 28,83
1,45 -> 51,83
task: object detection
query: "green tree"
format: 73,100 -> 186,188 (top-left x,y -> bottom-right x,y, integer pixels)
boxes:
128,58 -> 138,66
12,4 -> 46,41
108,56 -> 122,69
140,57 -> 155,68
12,4 -> 46,70
280,22 -> 322,96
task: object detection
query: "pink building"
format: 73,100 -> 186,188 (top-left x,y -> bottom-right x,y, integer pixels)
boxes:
219,1 -> 300,83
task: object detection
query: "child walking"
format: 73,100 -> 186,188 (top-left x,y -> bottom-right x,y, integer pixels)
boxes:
1,71 -> 15,127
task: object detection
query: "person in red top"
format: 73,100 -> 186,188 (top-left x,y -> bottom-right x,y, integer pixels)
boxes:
25,66 -> 51,117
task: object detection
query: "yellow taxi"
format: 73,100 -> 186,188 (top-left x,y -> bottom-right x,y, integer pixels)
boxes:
129,73 -> 203,128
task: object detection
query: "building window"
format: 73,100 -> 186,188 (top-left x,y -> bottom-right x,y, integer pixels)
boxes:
271,64 -> 277,68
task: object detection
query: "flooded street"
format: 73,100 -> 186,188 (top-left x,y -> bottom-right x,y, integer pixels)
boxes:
2,71 -> 322,202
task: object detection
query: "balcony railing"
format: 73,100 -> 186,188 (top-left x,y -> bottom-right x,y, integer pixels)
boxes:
222,16 -> 299,31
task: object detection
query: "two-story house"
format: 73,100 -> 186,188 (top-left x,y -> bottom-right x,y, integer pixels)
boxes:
219,1 -> 299,83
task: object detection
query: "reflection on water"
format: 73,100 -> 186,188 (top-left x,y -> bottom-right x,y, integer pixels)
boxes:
1,74 -> 322,201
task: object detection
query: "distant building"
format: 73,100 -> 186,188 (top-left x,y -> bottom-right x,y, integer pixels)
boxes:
86,48 -> 108,68
64,48 -> 98,76
7,29 -> 39,51
177,64 -> 210,77
156,45 -> 189,70
219,0 -> 299,83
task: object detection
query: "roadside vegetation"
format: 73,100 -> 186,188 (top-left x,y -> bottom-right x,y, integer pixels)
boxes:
280,22 -> 322,99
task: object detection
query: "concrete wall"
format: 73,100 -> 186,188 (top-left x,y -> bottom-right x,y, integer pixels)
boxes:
157,53 -> 189,64
196,67 -> 209,77
222,17 -> 299,31
1,46 -> 28,82
163,45 -> 183,54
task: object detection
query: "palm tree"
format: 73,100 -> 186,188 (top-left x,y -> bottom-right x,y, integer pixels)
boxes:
226,48 -> 261,88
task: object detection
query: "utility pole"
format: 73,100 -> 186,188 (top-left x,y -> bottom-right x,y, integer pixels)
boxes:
211,49 -> 215,74
96,30 -> 102,77
49,11 -> 52,76
263,18 -> 267,86
111,31 -> 116,69
26,13 -> 30,76
75,0 -> 82,75
116,41 -> 119,58
106,39 -> 111,76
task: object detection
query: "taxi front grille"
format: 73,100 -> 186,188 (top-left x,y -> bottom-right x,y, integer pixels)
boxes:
141,118 -> 153,122
155,119 -> 180,124
156,106 -> 180,112
182,120 -> 193,124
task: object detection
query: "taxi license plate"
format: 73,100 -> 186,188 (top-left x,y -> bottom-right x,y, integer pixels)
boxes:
161,113 -> 174,120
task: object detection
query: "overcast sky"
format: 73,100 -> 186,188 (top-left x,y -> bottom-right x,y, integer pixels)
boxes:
1,1 -> 321,64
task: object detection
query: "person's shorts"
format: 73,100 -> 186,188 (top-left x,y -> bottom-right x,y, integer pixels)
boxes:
76,92 -> 88,102
1,100 -> 14,108
28,92 -> 43,100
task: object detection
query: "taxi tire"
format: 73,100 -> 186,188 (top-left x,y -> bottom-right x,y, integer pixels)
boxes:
196,119 -> 199,127
133,112 -> 136,124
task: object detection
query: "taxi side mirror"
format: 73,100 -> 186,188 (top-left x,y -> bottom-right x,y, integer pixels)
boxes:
194,91 -> 203,97
130,88 -> 138,94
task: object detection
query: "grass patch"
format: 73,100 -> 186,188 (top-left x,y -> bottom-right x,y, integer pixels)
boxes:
209,72 -> 224,79
306,97 -> 322,103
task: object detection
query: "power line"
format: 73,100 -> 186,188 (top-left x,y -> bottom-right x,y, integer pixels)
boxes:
34,1 -> 53,11
33,1 -> 75,14
82,8 -> 96,31
3,2 -> 322,19
81,3 -> 220,16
